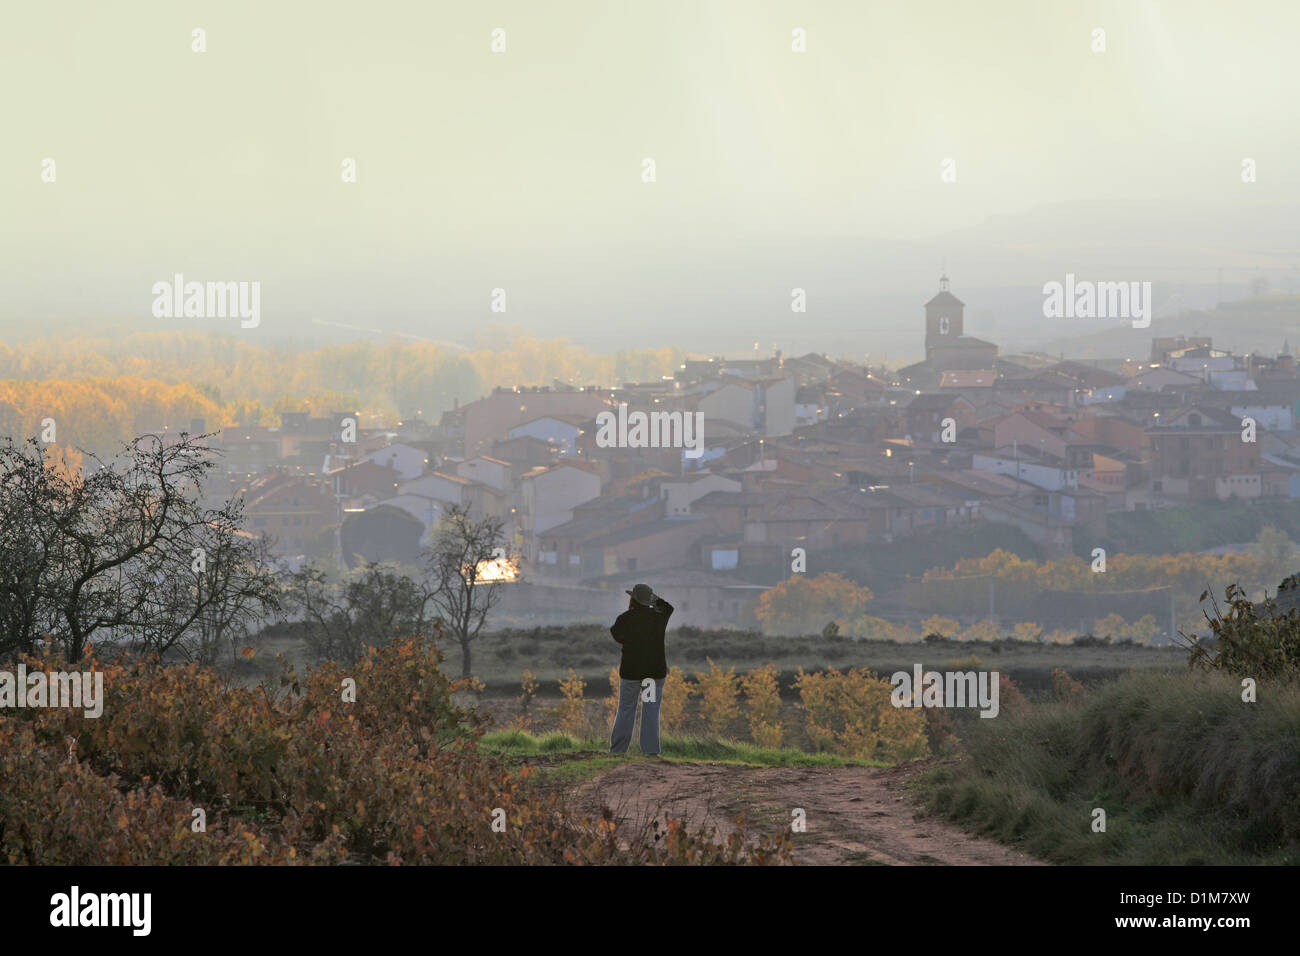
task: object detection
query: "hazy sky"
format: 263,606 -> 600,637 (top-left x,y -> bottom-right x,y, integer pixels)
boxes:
4,0 -> 1298,356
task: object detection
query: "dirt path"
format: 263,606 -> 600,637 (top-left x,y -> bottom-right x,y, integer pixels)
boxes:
569,759 -> 1045,866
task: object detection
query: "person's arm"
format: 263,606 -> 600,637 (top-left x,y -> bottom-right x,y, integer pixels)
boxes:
610,611 -> 628,643
655,597 -> 674,620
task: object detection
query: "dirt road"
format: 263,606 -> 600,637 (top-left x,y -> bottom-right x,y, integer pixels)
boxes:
569,758 -> 1045,866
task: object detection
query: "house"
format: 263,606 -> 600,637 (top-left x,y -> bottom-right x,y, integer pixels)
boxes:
783,352 -> 841,386
657,473 -> 743,515
398,471 -> 506,519
456,455 -> 513,492
359,442 -> 430,481
991,408 -> 1098,470
328,460 -> 400,500
518,462 -> 603,557
508,415 -> 585,456
697,375 -> 797,437
454,387 -> 611,458
580,515 -> 717,577
794,385 -> 830,427
243,475 -> 338,556
489,433 -> 561,470
733,490 -> 877,565
218,426 -> 282,476
972,451 -> 1079,492
1146,406 -> 1261,500
1150,335 -> 1213,364
903,393 -> 972,442
825,368 -> 887,408
534,495 -> 660,578
340,504 -> 425,568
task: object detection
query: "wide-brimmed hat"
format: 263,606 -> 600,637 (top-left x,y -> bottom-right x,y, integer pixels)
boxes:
626,583 -> 657,606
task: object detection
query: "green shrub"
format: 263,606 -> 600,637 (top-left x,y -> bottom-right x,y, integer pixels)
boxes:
1188,578 -> 1300,682
919,669 -> 1300,864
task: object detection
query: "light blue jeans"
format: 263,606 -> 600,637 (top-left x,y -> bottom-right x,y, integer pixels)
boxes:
609,677 -> 665,755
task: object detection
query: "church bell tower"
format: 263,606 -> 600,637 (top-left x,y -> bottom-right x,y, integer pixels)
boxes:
924,274 -> 965,362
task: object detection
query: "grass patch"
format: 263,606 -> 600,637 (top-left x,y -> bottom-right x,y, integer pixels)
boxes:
479,729 -> 587,756
914,670 -> 1300,865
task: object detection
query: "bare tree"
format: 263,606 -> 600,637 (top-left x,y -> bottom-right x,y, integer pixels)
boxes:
0,439 -> 67,656
284,560 -> 431,667
426,505 -> 513,678
148,521 -> 282,664
0,433 -> 280,662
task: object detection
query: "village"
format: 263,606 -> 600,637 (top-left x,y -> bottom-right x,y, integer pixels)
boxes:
180,277 -> 1300,636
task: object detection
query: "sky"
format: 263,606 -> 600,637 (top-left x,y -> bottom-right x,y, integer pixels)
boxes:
3,0 -> 1298,359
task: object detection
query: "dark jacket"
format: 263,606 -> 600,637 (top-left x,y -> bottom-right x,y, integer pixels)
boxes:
610,598 -> 674,680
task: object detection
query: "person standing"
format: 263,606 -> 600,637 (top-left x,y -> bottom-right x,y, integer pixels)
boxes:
609,583 -> 673,756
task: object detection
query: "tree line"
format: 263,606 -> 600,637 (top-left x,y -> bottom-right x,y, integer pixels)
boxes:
0,330 -> 688,454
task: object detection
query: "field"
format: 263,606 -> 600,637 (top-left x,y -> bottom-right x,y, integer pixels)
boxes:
235,623 -> 1186,702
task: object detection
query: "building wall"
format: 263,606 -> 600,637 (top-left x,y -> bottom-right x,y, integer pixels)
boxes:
1214,474 -> 1262,499
584,520 -> 715,576
698,383 -> 753,432
457,457 -> 510,491
1147,432 -> 1260,500
246,481 -> 337,555
526,466 -> 602,536
762,377 -> 797,436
